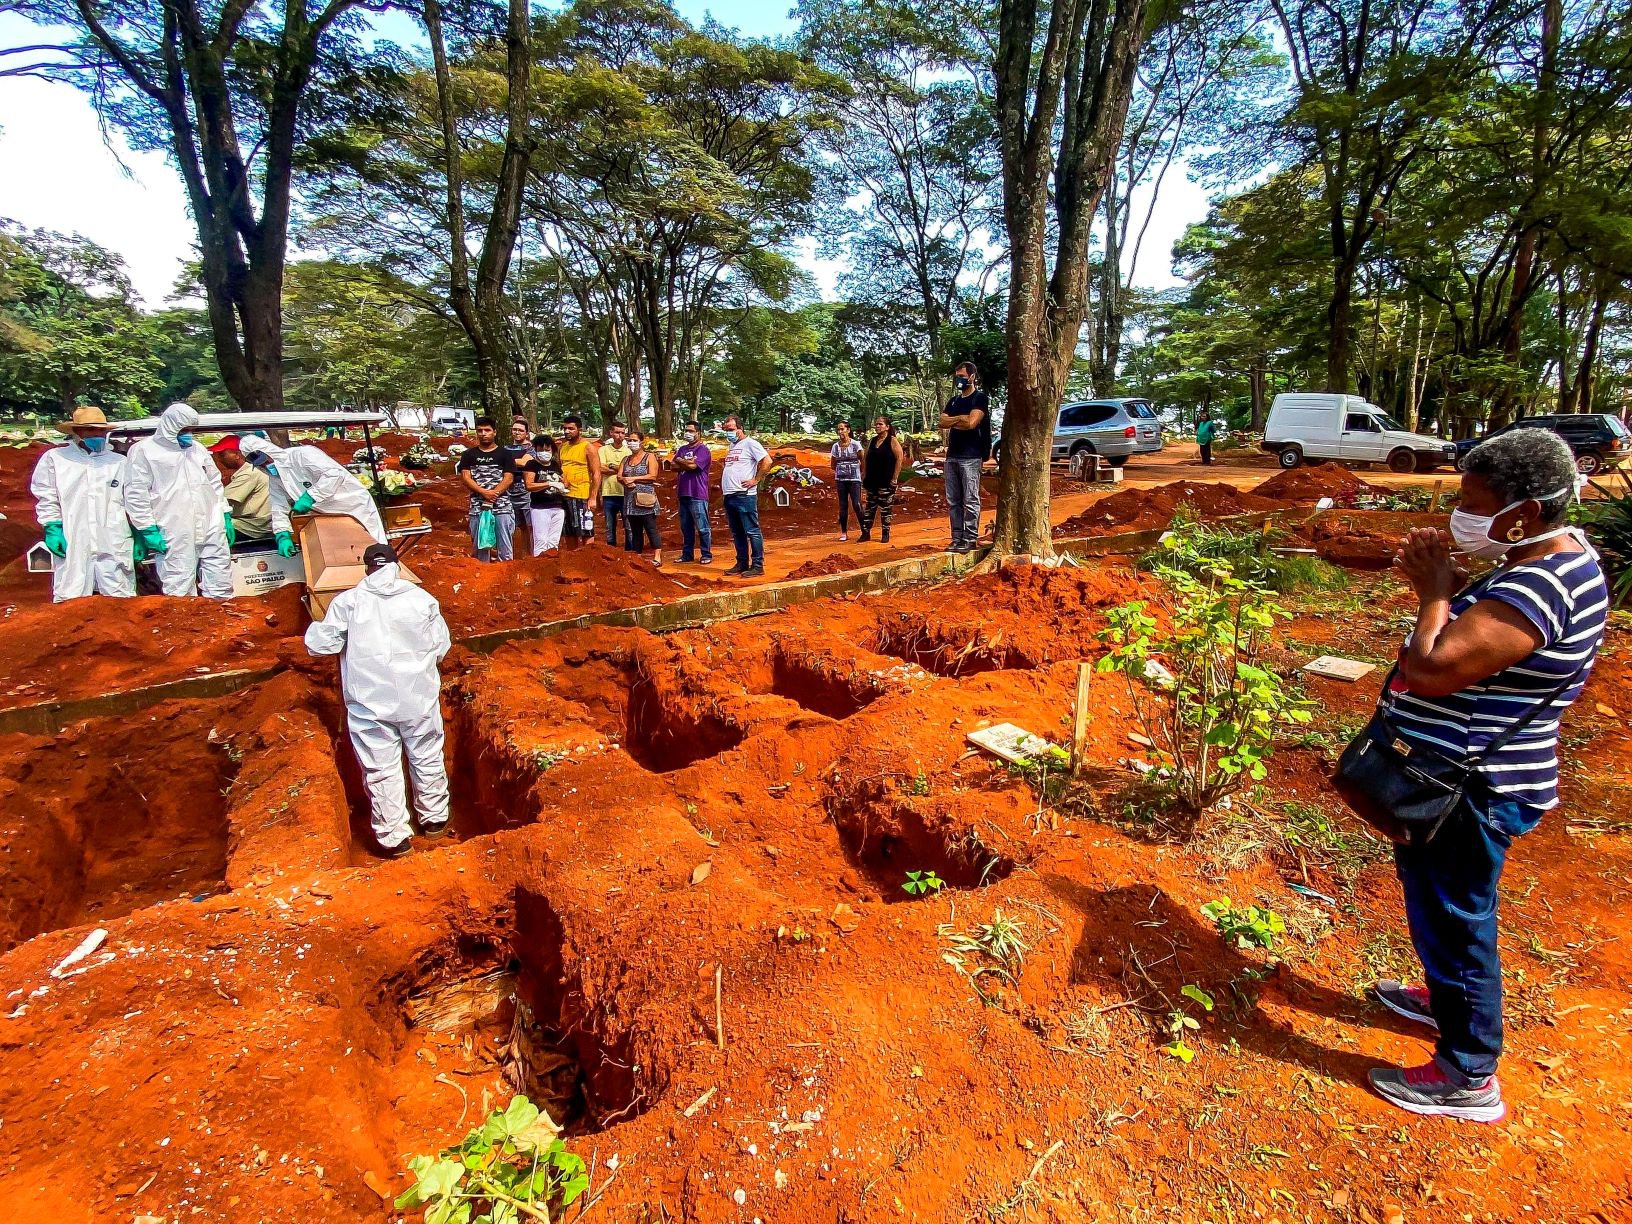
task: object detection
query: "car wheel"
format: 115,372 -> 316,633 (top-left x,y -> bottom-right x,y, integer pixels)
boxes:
1387,449 -> 1417,474
1106,455 -> 1128,467
1277,447 -> 1302,469
1070,441 -> 1094,457
1455,453 -> 1469,472
1577,451 -> 1602,476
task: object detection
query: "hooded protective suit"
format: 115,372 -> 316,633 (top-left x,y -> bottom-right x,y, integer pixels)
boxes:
30,439 -> 136,601
237,435 -> 387,543
123,404 -> 232,598
303,562 -> 452,849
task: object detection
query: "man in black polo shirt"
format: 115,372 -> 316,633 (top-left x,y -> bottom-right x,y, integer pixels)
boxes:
938,360 -> 990,552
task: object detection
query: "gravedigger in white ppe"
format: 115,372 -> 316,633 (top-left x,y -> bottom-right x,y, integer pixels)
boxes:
303,542 -> 452,856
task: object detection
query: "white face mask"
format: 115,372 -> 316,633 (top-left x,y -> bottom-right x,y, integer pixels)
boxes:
1448,484 -> 1577,560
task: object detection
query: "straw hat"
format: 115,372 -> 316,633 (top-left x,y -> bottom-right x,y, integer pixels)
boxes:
59,405 -> 112,432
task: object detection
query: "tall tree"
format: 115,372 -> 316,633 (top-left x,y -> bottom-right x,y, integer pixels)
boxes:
423,0 -> 535,419
0,222 -> 164,414
988,0 -> 1150,558
797,0 -> 1002,405
14,0 -> 376,409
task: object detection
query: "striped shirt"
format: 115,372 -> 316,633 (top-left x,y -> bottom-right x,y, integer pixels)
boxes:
1384,547 -> 1608,818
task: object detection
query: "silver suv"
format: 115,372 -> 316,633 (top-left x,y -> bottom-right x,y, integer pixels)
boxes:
1049,397 -> 1164,466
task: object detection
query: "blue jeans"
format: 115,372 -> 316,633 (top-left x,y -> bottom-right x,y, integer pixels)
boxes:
723,492 -> 762,570
944,456 -> 983,547
468,501 -> 515,562
837,480 -> 863,531
1394,790 -> 1528,1084
679,496 -> 712,562
603,498 -> 626,545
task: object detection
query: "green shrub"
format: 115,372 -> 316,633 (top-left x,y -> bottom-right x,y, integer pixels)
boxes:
1098,541 -> 1313,818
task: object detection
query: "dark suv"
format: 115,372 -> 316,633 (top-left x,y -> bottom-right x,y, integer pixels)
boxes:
1454,413 -> 1631,475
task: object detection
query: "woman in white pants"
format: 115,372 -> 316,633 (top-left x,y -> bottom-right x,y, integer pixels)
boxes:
521,433 -> 568,555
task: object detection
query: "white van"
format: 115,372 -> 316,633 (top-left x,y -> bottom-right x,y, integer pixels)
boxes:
1262,393 -> 1456,473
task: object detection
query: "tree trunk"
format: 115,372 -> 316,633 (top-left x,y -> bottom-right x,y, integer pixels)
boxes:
1575,282 -> 1608,415
425,0 -> 532,418
988,0 -> 1149,559
1325,262 -> 1355,393
1249,359 -> 1267,430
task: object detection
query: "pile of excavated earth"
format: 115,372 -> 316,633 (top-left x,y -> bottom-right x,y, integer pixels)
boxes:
2,441 -> 1629,1221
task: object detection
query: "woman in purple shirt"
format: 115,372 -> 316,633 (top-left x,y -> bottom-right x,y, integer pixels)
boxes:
672,420 -> 714,565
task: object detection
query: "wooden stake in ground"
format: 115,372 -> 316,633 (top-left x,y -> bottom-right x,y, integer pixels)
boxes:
714,964 -> 725,1052
1071,662 -> 1093,776
1429,479 -> 1445,512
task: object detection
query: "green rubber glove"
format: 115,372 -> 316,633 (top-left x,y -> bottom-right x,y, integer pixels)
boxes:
42,521 -> 66,558
290,491 -> 316,515
137,524 -> 168,554
276,530 -> 298,558
132,533 -> 148,564
223,512 -> 236,546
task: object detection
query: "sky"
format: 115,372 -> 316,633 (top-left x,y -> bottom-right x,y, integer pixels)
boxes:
0,1 -> 1208,309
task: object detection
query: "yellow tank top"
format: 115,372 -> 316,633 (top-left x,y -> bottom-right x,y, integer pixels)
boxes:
559,438 -> 591,499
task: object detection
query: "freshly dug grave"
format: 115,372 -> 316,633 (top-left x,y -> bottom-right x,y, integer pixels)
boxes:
784,551 -> 863,580
1054,480 -> 1282,536
1,561 -> 1631,1222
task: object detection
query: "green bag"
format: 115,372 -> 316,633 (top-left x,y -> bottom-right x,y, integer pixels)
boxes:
476,507 -> 497,550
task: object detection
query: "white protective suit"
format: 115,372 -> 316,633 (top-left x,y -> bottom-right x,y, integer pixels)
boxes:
303,562 -> 452,849
238,435 -> 387,543
30,441 -> 136,601
123,404 -> 232,598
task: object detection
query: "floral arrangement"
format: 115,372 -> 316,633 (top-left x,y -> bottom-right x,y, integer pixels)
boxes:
355,469 -> 420,500
401,438 -> 441,468
352,445 -> 389,465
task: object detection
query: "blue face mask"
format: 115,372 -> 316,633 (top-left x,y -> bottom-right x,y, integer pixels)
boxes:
264,465 -> 278,477
177,433 -> 196,449
77,435 -> 107,454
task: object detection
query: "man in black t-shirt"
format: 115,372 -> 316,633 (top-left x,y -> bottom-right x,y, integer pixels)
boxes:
503,417 -> 535,551
938,360 -> 990,552
456,416 -> 520,562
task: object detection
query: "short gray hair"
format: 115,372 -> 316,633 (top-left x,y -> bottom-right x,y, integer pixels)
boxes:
1463,426 -> 1577,524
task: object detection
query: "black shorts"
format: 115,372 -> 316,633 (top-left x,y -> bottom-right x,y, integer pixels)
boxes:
562,497 -> 590,538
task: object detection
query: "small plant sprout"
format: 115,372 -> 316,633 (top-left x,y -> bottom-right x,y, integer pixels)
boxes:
909,770 -> 931,796
531,749 -> 565,772
1201,898 -> 1286,951
395,1095 -> 588,1222
1162,984 -> 1215,1063
976,908 -> 1028,969
902,869 -> 945,897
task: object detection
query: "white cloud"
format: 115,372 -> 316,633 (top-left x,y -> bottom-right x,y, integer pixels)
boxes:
0,23 -> 197,307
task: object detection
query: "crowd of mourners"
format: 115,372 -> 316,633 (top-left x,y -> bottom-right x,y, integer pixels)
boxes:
455,411 -> 772,577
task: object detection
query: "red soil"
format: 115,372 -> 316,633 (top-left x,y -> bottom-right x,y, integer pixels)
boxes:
1,563 -> 1630,1221
1286,510 -> 1449,570
784,552 -> 863,580
1252,464 -> 1388,500
1054,480 -> 1282,536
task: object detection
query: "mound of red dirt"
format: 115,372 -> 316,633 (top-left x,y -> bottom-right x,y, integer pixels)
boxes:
785,552 -> 863,580
0,582 -> 307,707
1251,464 -> 1386,500
1054,481 -> 1281,537
422,547 -> 723,638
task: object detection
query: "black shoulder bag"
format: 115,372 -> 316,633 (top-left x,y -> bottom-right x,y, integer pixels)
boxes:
1333,658 -> 1586,846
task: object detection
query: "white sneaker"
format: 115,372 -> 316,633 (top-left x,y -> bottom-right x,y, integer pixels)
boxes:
839,532 -> 848,541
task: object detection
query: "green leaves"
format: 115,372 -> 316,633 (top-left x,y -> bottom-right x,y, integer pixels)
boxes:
1097,528 -> 1312,817
397,1097 -> 584,1221
1201,898 -> 1286,950
902,869 -> 945,897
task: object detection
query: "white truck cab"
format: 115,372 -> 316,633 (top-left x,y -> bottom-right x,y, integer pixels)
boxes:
1262,393 -> 1455,473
